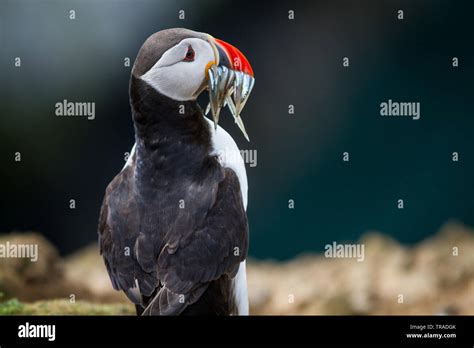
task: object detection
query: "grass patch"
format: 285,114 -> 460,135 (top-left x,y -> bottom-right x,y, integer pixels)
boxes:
0,298 -> 134,315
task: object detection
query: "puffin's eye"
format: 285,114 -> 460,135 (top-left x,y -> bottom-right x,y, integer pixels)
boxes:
183,46 -> 195,62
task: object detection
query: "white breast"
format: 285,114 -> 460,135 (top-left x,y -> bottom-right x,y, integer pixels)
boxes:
122,143 -> 136,171
204,117 -> 248,210
203,117 -> 249,315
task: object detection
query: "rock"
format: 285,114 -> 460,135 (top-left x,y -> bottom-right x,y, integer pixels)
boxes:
0,232 -> 69,301
247,222 -> 474,315
0,221 -> 473,315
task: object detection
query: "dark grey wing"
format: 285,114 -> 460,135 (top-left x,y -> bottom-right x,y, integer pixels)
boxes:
143,168 -> 249,315
98,163 -> 158,304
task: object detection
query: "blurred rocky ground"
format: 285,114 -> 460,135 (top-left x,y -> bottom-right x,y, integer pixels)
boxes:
0,222 -> 473,315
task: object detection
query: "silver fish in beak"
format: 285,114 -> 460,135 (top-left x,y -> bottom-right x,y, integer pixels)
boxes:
205,37 -> 255,141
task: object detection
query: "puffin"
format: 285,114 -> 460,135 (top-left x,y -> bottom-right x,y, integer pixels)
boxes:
98,28 -> 255,315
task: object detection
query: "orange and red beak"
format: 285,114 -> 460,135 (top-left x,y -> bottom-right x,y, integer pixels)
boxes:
214,38 -> 254,77
206,37 -> 255,141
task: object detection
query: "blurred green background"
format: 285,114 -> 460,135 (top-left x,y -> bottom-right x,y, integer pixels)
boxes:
1,0 -> 473,260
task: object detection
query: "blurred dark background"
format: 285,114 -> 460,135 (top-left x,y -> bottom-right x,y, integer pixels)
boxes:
1,0 -> 473,260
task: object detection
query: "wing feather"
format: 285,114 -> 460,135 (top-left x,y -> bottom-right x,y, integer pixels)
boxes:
98,150 -> 248,314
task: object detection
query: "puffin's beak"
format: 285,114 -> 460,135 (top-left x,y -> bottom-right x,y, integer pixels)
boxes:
206,37 -> 255,141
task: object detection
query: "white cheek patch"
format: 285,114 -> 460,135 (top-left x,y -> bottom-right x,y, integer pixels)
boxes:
141,38 -> 215,101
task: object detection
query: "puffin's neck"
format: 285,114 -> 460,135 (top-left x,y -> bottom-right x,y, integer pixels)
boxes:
129,75 -> 213,189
